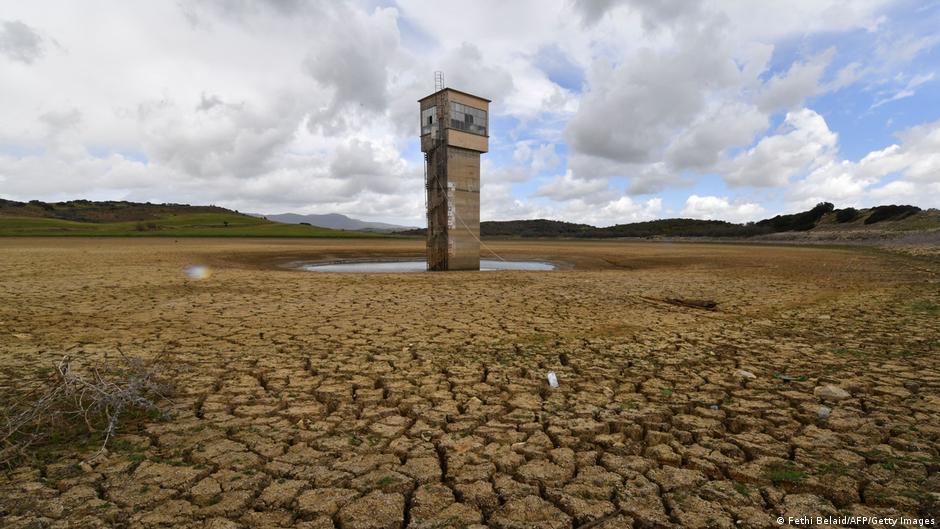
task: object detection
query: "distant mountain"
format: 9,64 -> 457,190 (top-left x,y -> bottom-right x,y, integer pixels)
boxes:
258,212 -> 417,232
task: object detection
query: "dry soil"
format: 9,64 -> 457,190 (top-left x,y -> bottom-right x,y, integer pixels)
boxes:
1,238 -> 938,528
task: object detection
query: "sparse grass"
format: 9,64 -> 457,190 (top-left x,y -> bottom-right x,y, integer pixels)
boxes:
902,488 -> 937,516
910,301 -> 940,315
834,347 -> 871,358
0,213 -> 388,238
766,463 -> 807,484
772,373 -> 807,382
660,388 -> 673,398
150,457 -> 187,467
880,458 -> 899,471
110,438 -> 146,453
818,462 -> 850,475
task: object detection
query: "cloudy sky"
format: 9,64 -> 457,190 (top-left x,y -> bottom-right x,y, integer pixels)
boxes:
1,1 -> 939,226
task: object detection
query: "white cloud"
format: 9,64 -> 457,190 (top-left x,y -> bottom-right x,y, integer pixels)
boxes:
665,102 -> 768,171
536,170 -> 615,202
482,160 -> 531,183
869,180 -> 916,199
722,108 -> 838,187
564,196 -> 663,227
871,72 -> 935,108
681,195 -> 765,223
561,0 -> 891,199
867,180 -> 940,207
565,16 -> 742,167
624,162 -> 689,196
531,143 -> 561,174
787,117 -> 940,209
481,181 -> 551,221
511,141 -> 562,175
757,48 -> 836,112
0,20 -> 45,64
0,0 -> 937,227
875,33 -> 940,66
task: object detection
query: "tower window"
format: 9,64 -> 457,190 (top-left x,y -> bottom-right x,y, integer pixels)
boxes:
449,102 -> 486,136
421,106 -> 437,135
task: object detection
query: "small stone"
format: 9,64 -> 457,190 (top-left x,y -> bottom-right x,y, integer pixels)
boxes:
736,370 -> 757,379
817,406 -> 832,419
814,384 -> 851,402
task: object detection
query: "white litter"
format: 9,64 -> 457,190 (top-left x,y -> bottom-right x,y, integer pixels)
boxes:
547,371 -> 559,388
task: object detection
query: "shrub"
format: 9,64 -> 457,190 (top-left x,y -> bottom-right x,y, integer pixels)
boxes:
835,207 -> 858,223
755,202 -> 834,232
0,351 -> 175,467
865,205 -> 921,224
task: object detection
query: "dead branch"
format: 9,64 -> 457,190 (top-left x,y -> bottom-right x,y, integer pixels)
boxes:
0,351 -> 175,468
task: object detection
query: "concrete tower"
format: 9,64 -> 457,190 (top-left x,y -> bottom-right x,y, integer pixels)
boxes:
419,84 -> 490,271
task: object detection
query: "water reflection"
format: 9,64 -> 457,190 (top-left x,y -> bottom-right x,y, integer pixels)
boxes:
300,259 -> 554,273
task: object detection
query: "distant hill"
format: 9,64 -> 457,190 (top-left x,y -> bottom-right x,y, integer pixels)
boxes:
0,199 -> 386,238
0,198 -> 237,223
396,203 -> 940,240
257,212 -> 416,233
5,198 -> 935,241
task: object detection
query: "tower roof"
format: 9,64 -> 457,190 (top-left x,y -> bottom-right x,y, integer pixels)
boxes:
417,87 -> 491,104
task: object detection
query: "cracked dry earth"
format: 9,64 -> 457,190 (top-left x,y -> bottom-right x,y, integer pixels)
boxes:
1,238 -> 939,529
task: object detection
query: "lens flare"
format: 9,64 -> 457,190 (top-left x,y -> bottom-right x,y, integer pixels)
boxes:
184,264 -> 211,280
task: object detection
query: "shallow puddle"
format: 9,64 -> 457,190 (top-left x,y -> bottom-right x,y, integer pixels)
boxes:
300,259 -> 555,272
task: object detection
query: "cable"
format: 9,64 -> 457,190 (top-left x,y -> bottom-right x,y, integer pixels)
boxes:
455,202 -> 506,262
428,159 -> 506,262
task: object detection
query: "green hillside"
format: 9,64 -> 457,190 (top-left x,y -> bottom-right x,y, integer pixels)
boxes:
0,199 -> 386,238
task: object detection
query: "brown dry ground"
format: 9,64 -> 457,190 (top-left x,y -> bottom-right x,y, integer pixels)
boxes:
1,237 -> 939,529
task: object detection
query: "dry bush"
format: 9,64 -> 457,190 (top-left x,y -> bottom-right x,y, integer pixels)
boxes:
0,350 -> 175,467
